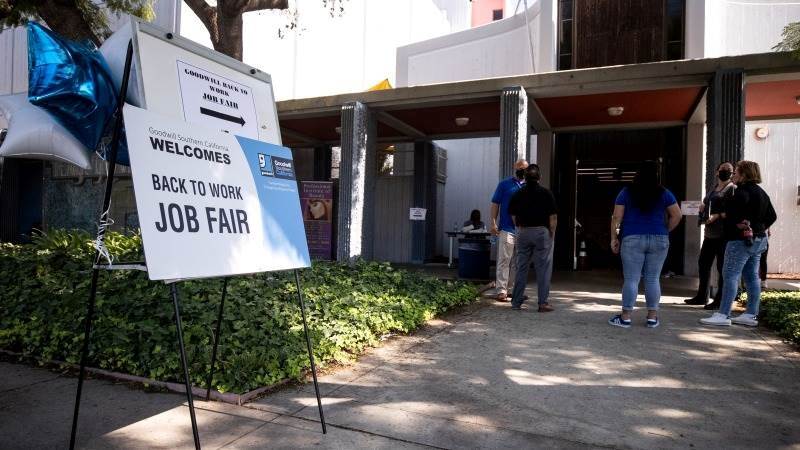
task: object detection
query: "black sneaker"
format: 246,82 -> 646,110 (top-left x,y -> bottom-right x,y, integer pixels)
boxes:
684,297 -> 706,305
704,300 -> 720,310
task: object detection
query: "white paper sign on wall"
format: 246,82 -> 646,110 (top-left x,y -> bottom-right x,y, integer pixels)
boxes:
409,208 -> 427,221
681,200 -> 702,216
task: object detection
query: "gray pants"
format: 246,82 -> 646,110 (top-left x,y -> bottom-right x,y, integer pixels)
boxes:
511,226 -> 554,306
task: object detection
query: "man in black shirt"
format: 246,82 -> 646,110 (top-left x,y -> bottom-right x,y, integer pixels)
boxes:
508,164 -> 558,312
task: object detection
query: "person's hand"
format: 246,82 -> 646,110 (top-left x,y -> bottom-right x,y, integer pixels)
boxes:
698,203 -> 705,214
611,238 -> 620,255
490,223 -> 499,236
706,214 -> 717,224
549,228 -> 555,239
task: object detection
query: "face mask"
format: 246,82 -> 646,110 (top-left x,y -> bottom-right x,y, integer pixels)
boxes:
515,168 -> 526,179
718,170 -> 732,181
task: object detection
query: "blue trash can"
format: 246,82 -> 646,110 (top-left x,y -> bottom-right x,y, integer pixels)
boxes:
457,237 -> 491,279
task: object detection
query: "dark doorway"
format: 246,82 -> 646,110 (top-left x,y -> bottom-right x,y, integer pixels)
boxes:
553,127 -> 686,273
0,158 -> 44,243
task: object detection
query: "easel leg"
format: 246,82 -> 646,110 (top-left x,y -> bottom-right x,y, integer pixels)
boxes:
68,41 -> 134,450
293,270 -> 327,434
170,283 -> 201,450
68,269 -> 100,450
206,277 -> 229,400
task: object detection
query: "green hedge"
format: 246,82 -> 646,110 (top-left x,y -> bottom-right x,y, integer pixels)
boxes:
0,230 -> 477,393
754,291 -> 800,347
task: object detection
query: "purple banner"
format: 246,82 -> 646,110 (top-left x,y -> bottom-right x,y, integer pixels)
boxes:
300,181 -> 333,260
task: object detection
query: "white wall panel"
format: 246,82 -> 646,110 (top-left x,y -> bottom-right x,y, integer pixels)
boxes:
725,1 -> 800,56
745,121 -> 800,273
436,137 -> 500,258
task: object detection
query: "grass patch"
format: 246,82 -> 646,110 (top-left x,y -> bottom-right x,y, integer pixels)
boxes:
0,230 -> 478,393
741,290 -> 800,347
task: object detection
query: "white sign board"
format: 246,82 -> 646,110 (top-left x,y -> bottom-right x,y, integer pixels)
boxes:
681,200 -> 702,216
123,106 -> 310,280
131,21 -> 280,144
409,208 -> 427,221
176,60 -> 259,139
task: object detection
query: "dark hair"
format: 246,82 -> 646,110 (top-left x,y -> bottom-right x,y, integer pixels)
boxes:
628,162 -> 664,212
525,164 -> 541,182
470,209 -> 481,222
717,161 -> 733,171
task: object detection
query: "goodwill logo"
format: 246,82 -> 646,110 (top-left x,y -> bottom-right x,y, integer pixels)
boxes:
258,153 -> 274,177
257,153 -> 294,179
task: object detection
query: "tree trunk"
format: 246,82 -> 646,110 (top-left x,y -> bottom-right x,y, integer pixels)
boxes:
214,12 -> 244,61
36,0 -> 101,45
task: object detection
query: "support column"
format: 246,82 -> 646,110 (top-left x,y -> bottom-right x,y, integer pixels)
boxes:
411,141 -> 437,264
337,102 -> 376,262
499,86 -> 529,179
312,145 -> 332,181
536,131 -> 554,189
706,68 -> 745,186
684,123 -> 705,277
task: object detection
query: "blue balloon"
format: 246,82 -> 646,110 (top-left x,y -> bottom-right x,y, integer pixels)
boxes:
27,22 -> 129,165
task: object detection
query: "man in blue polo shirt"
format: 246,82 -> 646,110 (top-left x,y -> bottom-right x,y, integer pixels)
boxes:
490,159 -> 528,301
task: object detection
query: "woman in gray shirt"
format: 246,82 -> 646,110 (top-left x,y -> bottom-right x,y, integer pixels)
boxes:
684,162 -> 735,309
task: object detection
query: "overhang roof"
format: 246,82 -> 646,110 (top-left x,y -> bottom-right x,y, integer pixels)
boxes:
277,52 -> 800,147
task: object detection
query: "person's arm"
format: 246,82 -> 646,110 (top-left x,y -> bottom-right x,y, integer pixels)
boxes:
666,204 -> 682,232
548,214 -> 557,238
610,204 -> 624,254
489,202 -> 500,235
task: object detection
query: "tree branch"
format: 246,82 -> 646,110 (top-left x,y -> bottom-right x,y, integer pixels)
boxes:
244,0 -> 288,13
183,0 -> 218,43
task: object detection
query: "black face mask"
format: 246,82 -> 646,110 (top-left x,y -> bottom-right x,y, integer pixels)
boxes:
515,169 -> 526,179
718,170 -> 732,181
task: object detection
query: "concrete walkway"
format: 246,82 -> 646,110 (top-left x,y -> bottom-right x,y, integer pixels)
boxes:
2,273 -> 799,449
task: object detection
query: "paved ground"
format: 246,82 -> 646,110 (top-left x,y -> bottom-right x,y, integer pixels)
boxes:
1,272 -> 799,449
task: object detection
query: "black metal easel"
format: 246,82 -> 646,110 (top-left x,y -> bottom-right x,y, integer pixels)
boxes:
68,41 -> 202,450
204,272 -> 327,434
69,37 -> 328,449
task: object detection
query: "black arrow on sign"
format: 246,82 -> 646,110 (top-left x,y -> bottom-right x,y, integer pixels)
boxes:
200,107 -> 245,126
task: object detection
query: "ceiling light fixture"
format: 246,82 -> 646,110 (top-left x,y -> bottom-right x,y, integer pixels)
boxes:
607,106 -> 624,117
455,117 -> 470,126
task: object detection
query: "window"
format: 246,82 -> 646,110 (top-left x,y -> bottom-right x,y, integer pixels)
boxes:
557,0 -> 573,70
665,0 -> 684,60
492,9 -> 503,21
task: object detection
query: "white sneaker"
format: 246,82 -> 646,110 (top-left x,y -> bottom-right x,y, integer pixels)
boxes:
731,314 -> 758,327
700,313 -> 731,326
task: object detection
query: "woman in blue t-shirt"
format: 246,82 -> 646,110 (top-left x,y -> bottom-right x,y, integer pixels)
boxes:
608,162 -> 682,329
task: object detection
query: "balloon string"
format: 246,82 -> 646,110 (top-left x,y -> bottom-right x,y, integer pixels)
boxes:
93,161 -> 114,265
94,208 -> 114,265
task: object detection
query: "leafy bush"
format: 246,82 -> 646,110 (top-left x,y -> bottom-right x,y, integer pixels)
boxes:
0,230 -> 477,393
739,290 -> 800,346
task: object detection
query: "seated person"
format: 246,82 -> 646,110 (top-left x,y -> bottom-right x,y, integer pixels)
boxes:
462,209 -> 486,232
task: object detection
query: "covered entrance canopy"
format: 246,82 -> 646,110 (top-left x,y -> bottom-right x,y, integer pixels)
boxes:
276,52 -> 800,264
279,52 -> 800,145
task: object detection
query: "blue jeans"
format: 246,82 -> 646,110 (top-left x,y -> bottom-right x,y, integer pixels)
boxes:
620,235 -> 670,311
511,227 -> 554,306
719,237 -> 769,316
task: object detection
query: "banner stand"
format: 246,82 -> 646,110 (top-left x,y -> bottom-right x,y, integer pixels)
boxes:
170,283 -> 201,449
205,277 -> 228,400
69,40 -> 136,450
204,273 -> 328,434
294,270 -> 327,433
68,41 -> 202,450
69,34 -> 327,448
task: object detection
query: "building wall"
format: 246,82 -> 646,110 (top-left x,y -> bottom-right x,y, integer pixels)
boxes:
744,121 -> 800,274
472,0 -> 505,27
686,0 -> 800,58
180,0 -> 470,100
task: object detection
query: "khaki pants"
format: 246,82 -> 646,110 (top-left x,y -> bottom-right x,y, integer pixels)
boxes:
495,230 -> 517,294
